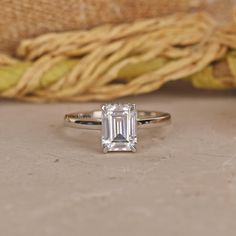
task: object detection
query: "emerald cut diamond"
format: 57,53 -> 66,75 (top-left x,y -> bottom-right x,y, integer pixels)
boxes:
101,104 -> 137,153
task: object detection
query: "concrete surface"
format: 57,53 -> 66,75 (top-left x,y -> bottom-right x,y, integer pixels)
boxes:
0,84 -> 236,236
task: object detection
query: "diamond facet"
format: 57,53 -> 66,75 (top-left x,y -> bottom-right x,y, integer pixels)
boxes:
101,104 -> 137,152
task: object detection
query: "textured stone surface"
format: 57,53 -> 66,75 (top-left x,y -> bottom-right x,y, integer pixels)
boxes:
0,84 -> 236,236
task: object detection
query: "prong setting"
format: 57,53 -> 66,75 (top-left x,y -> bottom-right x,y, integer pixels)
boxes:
103,145 -> 109,154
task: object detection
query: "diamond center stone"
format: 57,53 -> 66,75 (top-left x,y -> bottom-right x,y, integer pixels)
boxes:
101,104 -> 137,153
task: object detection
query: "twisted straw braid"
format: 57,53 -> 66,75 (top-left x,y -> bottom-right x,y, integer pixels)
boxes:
0,12 -> 236,102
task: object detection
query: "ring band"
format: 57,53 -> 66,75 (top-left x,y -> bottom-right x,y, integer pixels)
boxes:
64,110 -> 171,130
64,104 -> 171,153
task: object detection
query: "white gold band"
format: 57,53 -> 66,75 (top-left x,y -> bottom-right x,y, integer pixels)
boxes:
64,110 -> 171,130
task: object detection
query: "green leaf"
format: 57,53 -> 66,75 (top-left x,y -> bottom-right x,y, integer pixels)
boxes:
190,66 -> 232,90
118,58 -> 168,80
0,63 -> 30,92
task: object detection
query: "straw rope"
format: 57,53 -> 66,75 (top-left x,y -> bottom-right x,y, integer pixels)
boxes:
0,12 -> 236,102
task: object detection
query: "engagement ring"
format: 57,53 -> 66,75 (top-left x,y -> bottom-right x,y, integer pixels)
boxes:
64,104 -> 171,153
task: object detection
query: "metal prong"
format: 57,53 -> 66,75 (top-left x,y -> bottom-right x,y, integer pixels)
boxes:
131,145 -> 137,153
103,146 -> 109,153
130,104 -> 136,111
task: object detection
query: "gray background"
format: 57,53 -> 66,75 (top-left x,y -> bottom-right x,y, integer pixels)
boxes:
0,84 -> 236,236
